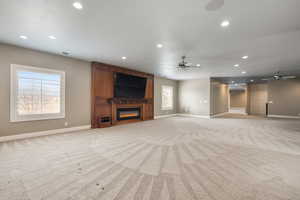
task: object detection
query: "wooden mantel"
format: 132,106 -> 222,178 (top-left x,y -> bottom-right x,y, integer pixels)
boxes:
91,62 -> 154,128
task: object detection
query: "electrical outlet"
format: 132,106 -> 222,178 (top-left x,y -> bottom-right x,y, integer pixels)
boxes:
64,122 -> 68,127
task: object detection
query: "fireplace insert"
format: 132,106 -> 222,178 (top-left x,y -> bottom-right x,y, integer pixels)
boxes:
117,107 -> 141,121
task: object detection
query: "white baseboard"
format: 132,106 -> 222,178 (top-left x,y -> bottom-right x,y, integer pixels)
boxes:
176,113 -> 211,119
268,115 -> 300,119
154,114 -> 177,119
0,125 -> 91,143
211,112 -> 228,118
155,113 -> 211,119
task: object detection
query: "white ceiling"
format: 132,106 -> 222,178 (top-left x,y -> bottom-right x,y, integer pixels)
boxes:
1,0 -> 300,80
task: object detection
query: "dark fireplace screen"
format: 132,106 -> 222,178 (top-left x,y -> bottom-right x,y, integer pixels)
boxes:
117,107 -> 141,121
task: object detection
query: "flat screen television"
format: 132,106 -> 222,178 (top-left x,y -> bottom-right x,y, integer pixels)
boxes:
114,72 -> 147,98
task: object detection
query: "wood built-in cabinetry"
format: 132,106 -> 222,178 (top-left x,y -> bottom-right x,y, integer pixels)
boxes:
91,62 -> 154,128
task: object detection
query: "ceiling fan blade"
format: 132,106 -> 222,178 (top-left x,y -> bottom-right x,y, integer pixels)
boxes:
177,67 -> 189,70
188,66 -> 201,69
282,76 -> 296,79
163,67 -> 177,70
205,0 -> 224,11
261,78 -> 273,81
159,64 -> 178,67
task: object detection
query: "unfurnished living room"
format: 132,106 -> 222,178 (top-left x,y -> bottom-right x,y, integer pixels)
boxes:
1,0 -> 300,200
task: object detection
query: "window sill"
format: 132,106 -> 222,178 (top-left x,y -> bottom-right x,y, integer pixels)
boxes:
10,115 -> 65,123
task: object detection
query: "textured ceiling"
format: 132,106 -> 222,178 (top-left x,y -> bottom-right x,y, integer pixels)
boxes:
0,0 -> 300,80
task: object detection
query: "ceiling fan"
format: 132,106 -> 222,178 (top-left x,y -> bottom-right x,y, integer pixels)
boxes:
177,56 -> 201,70
262,72 -> 296,81
205,0 -> 225,11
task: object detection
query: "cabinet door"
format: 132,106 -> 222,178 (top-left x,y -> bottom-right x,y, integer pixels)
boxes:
94,69 -> 114,98
144,103 -> 154,120
145,78 -> 153,99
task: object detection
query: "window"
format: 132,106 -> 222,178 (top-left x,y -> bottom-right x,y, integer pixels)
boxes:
161,85 -> 173,110
10,64 -> 65,122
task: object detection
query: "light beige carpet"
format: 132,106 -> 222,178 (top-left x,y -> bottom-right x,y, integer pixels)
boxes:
1,115 -> 300,200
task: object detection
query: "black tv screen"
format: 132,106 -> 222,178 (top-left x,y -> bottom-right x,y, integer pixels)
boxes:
114,73 -> 147,98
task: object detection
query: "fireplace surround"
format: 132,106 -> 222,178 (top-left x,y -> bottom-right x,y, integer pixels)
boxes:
91,62 -> 154,128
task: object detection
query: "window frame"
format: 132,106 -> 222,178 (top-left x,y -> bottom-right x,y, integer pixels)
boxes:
10,64 -> 66,122
161,85 -> 174,111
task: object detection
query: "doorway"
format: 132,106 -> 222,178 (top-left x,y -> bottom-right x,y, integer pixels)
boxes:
229,89 -> 247,114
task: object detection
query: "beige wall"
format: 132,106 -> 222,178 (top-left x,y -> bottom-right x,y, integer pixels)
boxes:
2,44 -> 299,138
248,83 -> 268,115
154,77 -> 178,116
210,80 -> 229,115
0,44 -> 91,137
230,90 -> 246,107
178,78 -> 210,116
268,79 -> 300,117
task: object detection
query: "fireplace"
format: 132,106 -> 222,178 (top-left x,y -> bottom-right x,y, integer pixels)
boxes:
117,107 -> 141,121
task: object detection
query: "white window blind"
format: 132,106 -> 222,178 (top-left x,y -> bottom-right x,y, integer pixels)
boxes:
161,85 -> 173,110
10,64 -> 65,122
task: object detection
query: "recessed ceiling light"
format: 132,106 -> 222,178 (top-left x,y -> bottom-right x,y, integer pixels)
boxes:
234,64 -> 239,67
73,2 -> 83,10
242,71 -> 247,74
242,55 -> 249,59
221,20 -> 230,27
250,79 -> 254,82
19,35 -> 28,40
122,56 -> 127,60
196,64 -> 201,67
48,35 -> 56,40
156,44 -> 163,48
